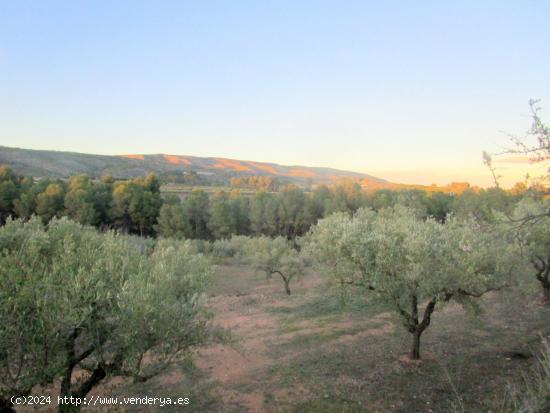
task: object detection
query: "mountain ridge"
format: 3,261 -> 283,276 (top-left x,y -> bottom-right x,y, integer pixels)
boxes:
0,145 -> 387,185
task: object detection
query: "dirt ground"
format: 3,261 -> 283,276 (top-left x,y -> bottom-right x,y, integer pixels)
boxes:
33,263 -> 550,413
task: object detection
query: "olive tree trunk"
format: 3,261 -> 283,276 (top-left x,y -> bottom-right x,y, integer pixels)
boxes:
410,331 -> 422,360
283,278 -> 291,295
403,295 -> 437,360
273,271 -> 292,295
57,328 -> 115,413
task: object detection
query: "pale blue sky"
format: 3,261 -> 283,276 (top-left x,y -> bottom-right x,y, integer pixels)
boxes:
1,1 -> 549,186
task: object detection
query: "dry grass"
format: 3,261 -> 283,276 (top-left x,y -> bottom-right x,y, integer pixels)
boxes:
82,265 -> 550,413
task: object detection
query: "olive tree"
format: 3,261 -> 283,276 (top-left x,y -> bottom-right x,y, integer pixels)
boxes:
245,236 -> 304,295
0,217 -> 212,412
211,235 -> 251,262
511,198 -> 550,303
305,206 -> 518,359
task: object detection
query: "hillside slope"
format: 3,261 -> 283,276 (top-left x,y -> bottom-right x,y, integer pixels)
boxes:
0,146 -> 387,185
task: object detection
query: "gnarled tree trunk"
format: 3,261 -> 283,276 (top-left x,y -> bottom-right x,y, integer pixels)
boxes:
272,270 -> 292,295
58,327 -> 113,413
403,294 -> 438,360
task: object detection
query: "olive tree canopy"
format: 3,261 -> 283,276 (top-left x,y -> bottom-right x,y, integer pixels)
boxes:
245,236 -> 305,295
0,217 -> 212,412
305,206 -> 518,359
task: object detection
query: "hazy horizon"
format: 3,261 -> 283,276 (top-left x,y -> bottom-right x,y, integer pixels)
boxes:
2,1 -> 549,187
3,143 -> 544,189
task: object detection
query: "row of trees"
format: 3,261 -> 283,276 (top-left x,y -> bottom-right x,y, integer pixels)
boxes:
1,164 -> 541,241
158,183 -> 536,240
0,169 -> 162,236
229,176 -> 283,191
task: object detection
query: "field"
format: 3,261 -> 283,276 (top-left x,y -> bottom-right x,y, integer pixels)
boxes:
160,184 -> 275,198
90,264 -> 550,413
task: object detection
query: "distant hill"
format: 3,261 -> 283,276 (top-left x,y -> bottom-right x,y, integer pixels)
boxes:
0,146 -> 387,186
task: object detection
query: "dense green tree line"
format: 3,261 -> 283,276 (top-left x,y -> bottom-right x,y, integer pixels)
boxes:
0,165 -> 539,241
152,181 -> 537,240
0,167 -> 162,236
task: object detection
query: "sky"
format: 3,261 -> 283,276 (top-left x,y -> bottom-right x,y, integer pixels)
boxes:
1,1 -> 549,187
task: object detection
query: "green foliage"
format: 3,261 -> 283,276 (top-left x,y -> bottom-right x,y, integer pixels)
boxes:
325,181 -> 364,214
64,175 -> 98,225
35,182 -> 66,223
184,190 -> 211,239
305,206 -> 519,358
426,191 -> 453,222
211,235 -> 251,261
0,166 -> 22,224
156,202 -> 191,239
305,185 -> 331,221
450,187 -> 514,223
128,185 -> 161,236
13,178 -> 51,220
229,191 -> 251,235
250,192 -> 281,236
208,191 -> 237,239
366,188 -> 399,211
89,180 -> 114,227
109,175 -> 162,235
278,185 -> 309,237
0,164 -> 530,241
0,217 -> 212,409
245,236 -> 305,295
